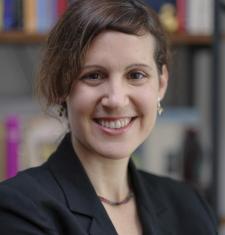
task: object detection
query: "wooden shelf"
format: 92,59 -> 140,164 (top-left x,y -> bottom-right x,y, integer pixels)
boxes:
169,32 -> 213,46
0,31 -> 218,45
0,31 -> 47,44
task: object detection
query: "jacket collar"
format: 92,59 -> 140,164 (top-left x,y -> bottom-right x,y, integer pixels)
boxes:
129,162 -> 173,235
47,133 -> 173,235
47,133 -> 117,235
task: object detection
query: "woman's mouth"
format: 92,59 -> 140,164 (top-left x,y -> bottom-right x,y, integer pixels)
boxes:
97,118 -> 131,129
93,117 -> 136,134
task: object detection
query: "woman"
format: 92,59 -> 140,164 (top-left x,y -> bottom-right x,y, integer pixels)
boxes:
0,0 -> 218,234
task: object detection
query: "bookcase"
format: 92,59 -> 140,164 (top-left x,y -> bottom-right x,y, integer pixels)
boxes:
0,32 -> 215,183
0,0 -> 225,232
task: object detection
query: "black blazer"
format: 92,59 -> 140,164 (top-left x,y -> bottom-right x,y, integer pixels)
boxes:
0,133 -> 218,235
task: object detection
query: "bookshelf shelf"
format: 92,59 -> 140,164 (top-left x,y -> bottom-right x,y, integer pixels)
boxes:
0,31 -> 217,45
169,33 -> 214,45
0,32 -> 47,44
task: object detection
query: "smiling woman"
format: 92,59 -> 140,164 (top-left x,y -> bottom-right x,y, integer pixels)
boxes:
66,31 -> 167,162
0,0 -> 218,235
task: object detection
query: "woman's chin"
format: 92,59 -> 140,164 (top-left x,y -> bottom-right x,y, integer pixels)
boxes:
93,144 -> 136,161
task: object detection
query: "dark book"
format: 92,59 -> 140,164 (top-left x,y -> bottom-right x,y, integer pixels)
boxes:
3,0 -> 14,30
144,0 -> 176,12
3,0 -> 23,31
13,0 -> 23,30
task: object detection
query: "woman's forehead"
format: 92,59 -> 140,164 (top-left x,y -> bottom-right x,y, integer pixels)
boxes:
83,31 -> 156,65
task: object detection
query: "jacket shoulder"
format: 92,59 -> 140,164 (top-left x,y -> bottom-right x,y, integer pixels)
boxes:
138,170 -> 218,230
0,162 -> 65,203
0,166 -> 57,234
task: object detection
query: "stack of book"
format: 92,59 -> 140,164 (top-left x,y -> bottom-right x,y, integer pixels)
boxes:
177,0 -> 214,35
0,0 -> 214,35
0,0 -> 68,33
145,0 -> 214,35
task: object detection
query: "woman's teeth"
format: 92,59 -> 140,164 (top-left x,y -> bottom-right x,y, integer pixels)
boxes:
98,118 -> 131,129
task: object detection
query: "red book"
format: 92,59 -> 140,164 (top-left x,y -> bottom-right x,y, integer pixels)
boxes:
57,0 -> 68,18
176,0 -> 186,32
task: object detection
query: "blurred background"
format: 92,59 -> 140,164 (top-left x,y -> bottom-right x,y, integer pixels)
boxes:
0,0 -> 224,233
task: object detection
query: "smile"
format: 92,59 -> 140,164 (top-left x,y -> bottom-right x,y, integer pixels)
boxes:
93,116 -> 137,132
97,118 -> 132,129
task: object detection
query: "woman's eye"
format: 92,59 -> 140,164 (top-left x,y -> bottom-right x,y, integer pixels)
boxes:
128,71 -> 147,81
82,72 -> 102,80
79,72 -> 105,85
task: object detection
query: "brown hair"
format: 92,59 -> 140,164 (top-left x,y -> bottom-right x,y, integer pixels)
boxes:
36,0 -> 170,108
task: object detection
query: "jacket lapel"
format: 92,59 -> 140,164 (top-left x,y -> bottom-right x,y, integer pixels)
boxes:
129,161 -> 174,235
47,133 -> 117,235
47,133 -> 174,235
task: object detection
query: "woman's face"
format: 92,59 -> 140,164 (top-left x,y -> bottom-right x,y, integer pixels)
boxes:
66,31 -> 168,160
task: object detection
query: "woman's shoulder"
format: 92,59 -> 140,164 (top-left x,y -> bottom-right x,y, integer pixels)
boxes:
0,164 -> 64,234
138,169 -> 218,229
138,169 -> 196,194
138,169 -> 209,208
0,163 -> 49,192
0,162 -> 63,204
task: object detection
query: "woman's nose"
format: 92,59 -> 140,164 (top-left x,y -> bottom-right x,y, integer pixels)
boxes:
101,80 -> 129,109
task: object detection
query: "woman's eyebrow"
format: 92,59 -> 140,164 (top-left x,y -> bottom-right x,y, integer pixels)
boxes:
82,64 -> 152,70
81,65 -> 104,70
125,64 -> 153,70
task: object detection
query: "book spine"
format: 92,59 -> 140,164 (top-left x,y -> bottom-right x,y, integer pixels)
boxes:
57,0 -> 68,17
0,122 -> 5,181
5,116 -> 20,179
186,0 -> 208,34
176,0 -> 186,32
0,0 -> 3,31
48,0 -> 57,30
23,0 -> 37,33
13,0 -> 23,30
202,0 -> 214,35
3,0 -> 13,31
37,0 -> 57,33
144,0 -> 176,12
36,0 -> 48,32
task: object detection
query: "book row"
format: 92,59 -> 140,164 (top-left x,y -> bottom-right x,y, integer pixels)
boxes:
0,0 -> 214,35
0,0 -> 68,33
0,114 -> 66,181
145,0 -> 214,35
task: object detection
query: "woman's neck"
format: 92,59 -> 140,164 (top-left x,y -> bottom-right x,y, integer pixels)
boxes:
72,138 -> 131,201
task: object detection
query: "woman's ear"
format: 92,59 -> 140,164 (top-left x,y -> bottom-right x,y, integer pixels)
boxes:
158,65 -> 169,99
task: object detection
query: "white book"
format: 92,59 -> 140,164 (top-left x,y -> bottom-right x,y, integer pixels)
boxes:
202,0 -> 214,34
186,0 -> 214,35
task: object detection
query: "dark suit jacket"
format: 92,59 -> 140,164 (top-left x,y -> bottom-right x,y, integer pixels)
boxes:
0,133 -> 218,235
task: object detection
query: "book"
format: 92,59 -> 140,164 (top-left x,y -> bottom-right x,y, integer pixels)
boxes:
0,0 -> 3,31
13,0 -> 23,30
176,0 -> 186,32
37,0 -> 57,33
57,0 -> 68,17
48,0 -> 57,32
36,0 -> 49,32
144,0 -> 176,12
3,0 -> 23,31
5,116 -> 20,179
23,0 -> 37,33
3,0 -> 14,31
0,122 -> 5,181
186,0 -> 214,35
201,0 -> 214,35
